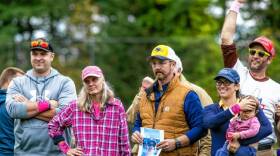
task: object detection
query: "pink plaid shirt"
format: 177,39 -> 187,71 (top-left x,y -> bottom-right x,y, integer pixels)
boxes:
48,98 -> 131,156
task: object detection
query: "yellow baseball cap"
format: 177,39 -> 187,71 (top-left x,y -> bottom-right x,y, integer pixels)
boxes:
148,45 -> 177,61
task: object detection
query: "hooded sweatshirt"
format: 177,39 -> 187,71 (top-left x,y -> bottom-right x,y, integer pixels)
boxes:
0,89 -> 14,156
6,68 -> 77,156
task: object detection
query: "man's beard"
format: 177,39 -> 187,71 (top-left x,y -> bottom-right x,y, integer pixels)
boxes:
249,60 -> 267,72
155,71 -> 167,81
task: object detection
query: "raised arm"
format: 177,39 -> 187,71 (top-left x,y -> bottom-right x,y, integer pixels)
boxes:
220,0 -> 246,68
221,0 -> 244,45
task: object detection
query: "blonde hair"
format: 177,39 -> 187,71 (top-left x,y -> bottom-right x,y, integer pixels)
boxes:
0,67 -> 25,89
77,79 -> 115,113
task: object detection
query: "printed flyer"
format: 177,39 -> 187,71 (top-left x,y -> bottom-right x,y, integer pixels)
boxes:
138,127 -> 164,156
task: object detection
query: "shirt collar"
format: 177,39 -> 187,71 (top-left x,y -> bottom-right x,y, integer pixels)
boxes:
153,82 -> 169,92
219,98 -> 240,110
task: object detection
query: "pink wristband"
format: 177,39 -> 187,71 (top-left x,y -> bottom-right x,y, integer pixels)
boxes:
37,100 -> 50,113
230,104 -> 240,115
229,0 -> 242,13
58,141 -> 70,154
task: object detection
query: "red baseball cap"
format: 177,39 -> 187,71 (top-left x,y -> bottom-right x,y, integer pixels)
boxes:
249,36 -> 276,57
81,66 -> 103,80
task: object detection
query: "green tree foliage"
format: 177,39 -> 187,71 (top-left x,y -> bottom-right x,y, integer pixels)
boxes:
91,0 -> 223,105
0,0 -> 75,68
0,0 -> 280,107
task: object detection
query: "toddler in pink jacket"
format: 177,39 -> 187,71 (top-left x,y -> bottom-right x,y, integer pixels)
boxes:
226,95 -> 260,142
216,95 -> 260,156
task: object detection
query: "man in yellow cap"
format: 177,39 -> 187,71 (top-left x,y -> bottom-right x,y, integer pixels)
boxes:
131,45 -> 207,156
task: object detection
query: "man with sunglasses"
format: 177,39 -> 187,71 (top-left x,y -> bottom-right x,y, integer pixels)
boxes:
220,0 -> 280,155
5,38 -> 77,156
131,45 -> 206,156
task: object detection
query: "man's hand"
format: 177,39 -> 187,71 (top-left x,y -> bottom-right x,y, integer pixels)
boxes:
131,131 -> 143,144
49,100 -> 58,108
13,94 -> 28,103
156,139 -> 176,152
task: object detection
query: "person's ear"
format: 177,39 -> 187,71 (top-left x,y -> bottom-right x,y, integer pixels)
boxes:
170,61 -> 176,68
50,52 -> 55,61
267,57 -> 272,65
235,83 -> 240,91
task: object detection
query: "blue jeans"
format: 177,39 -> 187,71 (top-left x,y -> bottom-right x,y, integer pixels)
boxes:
215,142 -> 230,156
216,141 -> 257,156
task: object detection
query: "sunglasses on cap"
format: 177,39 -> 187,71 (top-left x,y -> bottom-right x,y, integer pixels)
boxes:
31,40 -> 49,49
216,79 -> 233,87
249,49 -> 270,58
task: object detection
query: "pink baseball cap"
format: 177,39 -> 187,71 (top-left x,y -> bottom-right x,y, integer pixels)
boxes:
249,36 -> 276,57
81,66 -> 103,80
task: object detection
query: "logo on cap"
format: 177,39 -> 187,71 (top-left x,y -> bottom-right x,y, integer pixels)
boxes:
149,45 -> 177,61
151,45 -> 169,58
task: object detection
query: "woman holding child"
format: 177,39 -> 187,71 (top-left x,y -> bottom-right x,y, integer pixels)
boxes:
202,68 -> 272,156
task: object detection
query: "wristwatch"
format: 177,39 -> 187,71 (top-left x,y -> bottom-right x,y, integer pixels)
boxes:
175,138 -> 181,149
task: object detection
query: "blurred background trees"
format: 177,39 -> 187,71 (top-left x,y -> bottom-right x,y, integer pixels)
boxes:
0,0 -> 279,107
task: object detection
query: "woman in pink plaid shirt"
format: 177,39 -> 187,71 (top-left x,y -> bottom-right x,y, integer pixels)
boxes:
48,66 -> 131,156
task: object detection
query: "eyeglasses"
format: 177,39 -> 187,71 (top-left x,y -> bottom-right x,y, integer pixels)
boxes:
249,49 -> 270,58
149,60 -> 170,67
31,40 -> 49,49
216,79 -> 233,87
